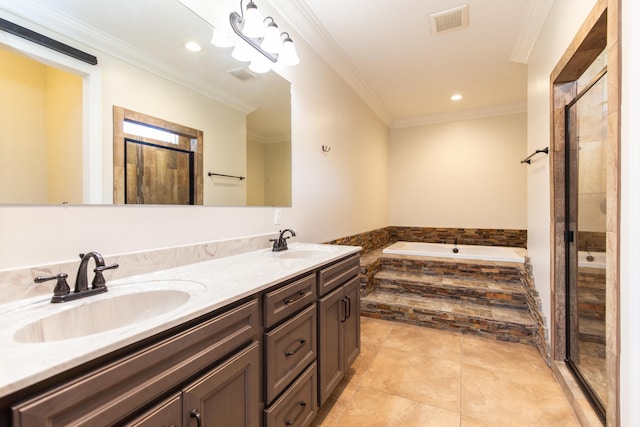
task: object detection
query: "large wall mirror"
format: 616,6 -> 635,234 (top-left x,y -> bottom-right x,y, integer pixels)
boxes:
0,0 -> 291,206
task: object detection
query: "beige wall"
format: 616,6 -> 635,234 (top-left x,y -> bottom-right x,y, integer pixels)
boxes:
246,137 -> 265,206
46,67 -> 83,204
264,141 -> 291,207
0,48 -> 83,204
246,138 -> 291,206
389,114 -> 527,229
0,5 -> 389,270
526,0 -> 598,326
0,48 -> 49,203
97,54 -> 248,206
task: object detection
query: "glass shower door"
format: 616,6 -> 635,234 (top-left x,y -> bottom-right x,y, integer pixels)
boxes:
565,55 -> 607,419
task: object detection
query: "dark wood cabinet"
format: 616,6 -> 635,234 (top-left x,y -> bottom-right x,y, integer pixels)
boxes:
12,300 -> 260,427
182,341 -> 261,427
127,394 -> 182,427
8,252 -> 360,427
317,271 -> 360,406
127,341 -> 261,427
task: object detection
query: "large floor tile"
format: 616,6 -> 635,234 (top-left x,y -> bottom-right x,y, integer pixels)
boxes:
461,333 -> 547,374
313,317 -> 578,426
335,386 -> 460,427
361,346 -> 461,412
382,321 -> 461,361
461,363 -> 580,426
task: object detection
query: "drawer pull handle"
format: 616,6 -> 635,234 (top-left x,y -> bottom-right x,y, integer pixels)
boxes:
285,338 -> 306,356
341,298 -> 348,322
284,290 -> 306,305
345,295 -> 352,319
190,409 -> 202,427
285,401 -> 307,425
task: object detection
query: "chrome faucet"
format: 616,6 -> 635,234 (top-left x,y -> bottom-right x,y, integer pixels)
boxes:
270,229 -> 296,252
35,251 -> 119,303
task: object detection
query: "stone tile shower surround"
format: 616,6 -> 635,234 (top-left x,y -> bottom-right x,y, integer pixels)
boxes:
0,232 -> 279,304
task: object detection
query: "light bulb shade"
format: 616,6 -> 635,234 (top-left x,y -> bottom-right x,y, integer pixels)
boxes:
249,55 -> 271,74
231,43 -> 254,62
211,27 -> 234,48
242,2 -> 264,38
261,22 -> 282,54
278,37 -> 299,66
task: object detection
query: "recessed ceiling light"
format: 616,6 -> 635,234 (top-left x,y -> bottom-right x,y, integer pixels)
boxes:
184,41 -> 202,52
450,94 -> 463,101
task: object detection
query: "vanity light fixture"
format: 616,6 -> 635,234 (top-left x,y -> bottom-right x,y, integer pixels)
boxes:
218,0 -> 299,73
450,94 -> 463,101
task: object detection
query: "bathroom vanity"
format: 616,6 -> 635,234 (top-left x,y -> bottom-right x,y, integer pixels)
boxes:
0,243 -> 361,426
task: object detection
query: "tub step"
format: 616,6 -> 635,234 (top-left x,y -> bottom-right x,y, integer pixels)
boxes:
361,290 -> 537,345
373,270 -> 529,310
379,254 -> 523,283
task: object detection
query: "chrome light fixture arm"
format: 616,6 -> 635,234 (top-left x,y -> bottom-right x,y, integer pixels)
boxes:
229,10 -> 278,63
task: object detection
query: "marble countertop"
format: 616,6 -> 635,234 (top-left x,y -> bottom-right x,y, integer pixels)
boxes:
0,243 -> 360,399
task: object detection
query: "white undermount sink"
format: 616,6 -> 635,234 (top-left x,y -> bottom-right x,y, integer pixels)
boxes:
12,280 -> 204,343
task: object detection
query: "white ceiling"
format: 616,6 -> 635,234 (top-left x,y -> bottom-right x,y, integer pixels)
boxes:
0,0 -> 554,128
269,0 -> 554,126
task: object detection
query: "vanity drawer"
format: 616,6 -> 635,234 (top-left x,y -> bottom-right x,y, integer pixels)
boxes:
318,254 -> 359,296
265,362 -> 318,427
264,273 -> 316,328
265,304 -> 317,403
12,299 -> 260,427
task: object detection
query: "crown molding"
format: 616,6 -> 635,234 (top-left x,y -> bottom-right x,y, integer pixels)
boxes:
391,102 -> 527,129
0,0 -> 256,114
266,0 -> 394,126
510,0 -> 554,64
247,129 -> 291,144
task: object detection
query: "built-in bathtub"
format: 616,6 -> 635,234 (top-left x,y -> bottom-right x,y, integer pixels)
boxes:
382,241 -> 526,263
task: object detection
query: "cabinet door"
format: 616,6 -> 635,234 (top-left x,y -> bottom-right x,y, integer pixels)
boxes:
126,393 -> 182,427
183,341 -> 261,427
343,276 -> 361,370
317,286 -> 344,406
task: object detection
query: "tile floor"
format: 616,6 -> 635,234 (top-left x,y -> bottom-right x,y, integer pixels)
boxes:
312,317 -> 579,427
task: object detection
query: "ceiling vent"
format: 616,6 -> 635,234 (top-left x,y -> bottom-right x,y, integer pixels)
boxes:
429,4 -> 469,35
227,67 -> 259,81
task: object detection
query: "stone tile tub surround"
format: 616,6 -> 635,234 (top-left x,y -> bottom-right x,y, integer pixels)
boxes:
0,232 -> 280,304
328,226 -> 551,364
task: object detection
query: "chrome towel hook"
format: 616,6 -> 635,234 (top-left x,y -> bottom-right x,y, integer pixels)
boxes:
321,145 -> 331,152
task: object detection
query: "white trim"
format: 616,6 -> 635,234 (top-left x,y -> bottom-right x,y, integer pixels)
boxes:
267,0 -> 394,126
390,102 -> 527,129
0,30 -> 103,204
510,0 -> 555,63
0,0 -> 256,115
620,0 -> 640,424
